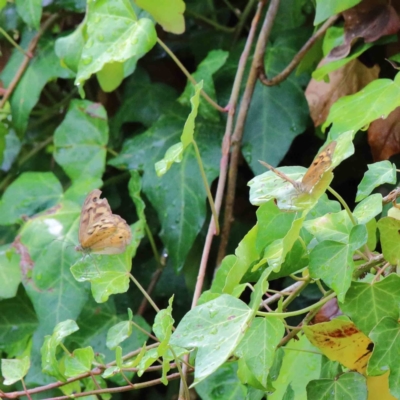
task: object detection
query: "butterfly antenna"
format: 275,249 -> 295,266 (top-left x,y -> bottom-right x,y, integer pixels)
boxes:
259,160 -> 278,172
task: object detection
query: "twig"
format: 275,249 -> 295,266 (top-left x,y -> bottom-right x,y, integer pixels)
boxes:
216,0 -> 280,266
372,262 -> 391,283
178,2 -> 267,397
0,13 -> 60,110
186,9 -> 235,32
353,254 -> 384,279
258,15 -> 339,86
262,281 -> 305,306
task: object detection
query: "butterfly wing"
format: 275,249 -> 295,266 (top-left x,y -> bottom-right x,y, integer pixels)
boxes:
88,215 -> 132,254
300,141 -> 337,193
77,189 -> 131,254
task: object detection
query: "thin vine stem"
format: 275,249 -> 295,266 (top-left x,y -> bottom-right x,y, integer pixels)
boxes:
156,38 -> 226,113
0,26 -> 32,56
129,273 -> 160,313
257,291 -> 336,318
192,140 -> 219,234
326,186 -> 357,225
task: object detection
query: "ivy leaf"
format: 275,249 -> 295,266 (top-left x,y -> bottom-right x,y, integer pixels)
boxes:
179,50 -> 228,122
0,288 -> 38,348
356,161 -> 396,201
0,172 -> 63,225
314,0 -> 361,25
153,296 -> 174,357
377,217 -> 400,265
306,372 -> 367,400
15,0 -> 42,29
1,356 -> 30,385
0,246 -> 21,299
70,244 -> 134,303
135,0 -> 185,34
170,294 -> 252,386
155,81 -> 202,176
340,274 -> 400,335
54,100 -> 108,183
41,320 -> 79,381
353,194 -> 382,224
243,31 -> 310,175
109,109 -> 221,272
106,318 -> 132,350
368,317 -> 400,398
309,224 -> 367,301
64,347 -> 95,377
235,318 -> 284,390
323,72 -> 400,136
303,210 -> 353,244
0,35 -> 72,135
76,0 -> 157,88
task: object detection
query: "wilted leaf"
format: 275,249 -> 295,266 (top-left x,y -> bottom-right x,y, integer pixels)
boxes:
368,106 -> 400,160
306,59 -> 379,127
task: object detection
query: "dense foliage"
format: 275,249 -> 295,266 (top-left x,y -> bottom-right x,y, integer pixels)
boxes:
1,0 -> 400,399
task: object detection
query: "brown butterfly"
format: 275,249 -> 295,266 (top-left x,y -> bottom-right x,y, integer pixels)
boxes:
259,141 -> 337,193
75,189 -> 132,255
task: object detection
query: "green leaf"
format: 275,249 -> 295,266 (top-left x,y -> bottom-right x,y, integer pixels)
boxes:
235,318 -> 284,389
0,288 -> 38,347
41,320 -> 79,381
256,211 -> 306,272
1,356 -> 30,385
314,0 -> 361,25
243,30 -> 310,175
15,0 -> 42,28
306,372 -> 367,400
356,161 -> 396,202
1,129 -> 21,172
96,61 -> 125,92
0,122 -> 6,166
323,73 -> 400,136
314,36 -> 395,82
55,21 -> 85,74
155,81 -> 202,176
219,226 -> 259,294
0,35 -> 72,135
195,362 -> 248,400
353,194 -> 382,224
70,246 -> 134,303
110,69 -> 178,130
0,172 -> 63,225
106,321 -> 132,350
153,296 -> 174,357
75,0 -> 157,87
53,100 -> 108,183
109,110 -> 221,272
128,170 -> 146,225
269,335 -> 322,400
179,50 -> 228,122
303,210 -> 353,244
309,225 -> 367,301
340,274 -> 400,335
19,199 -> 90,382
64,347 -> 94,377
0,246 -> 21,299
170,294 -> 253,386
135,0 -> 185,34
367,317 -> 400,398
377,217 -> 400,265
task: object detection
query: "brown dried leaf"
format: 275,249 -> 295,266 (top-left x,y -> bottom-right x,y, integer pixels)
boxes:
305,59 -> 379,126
312,298 -> 343,324
368,106 -> 400,160
328,0 -> 400,60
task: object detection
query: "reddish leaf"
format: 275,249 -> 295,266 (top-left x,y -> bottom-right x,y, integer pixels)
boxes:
305,59 -> 379,126
368,106 -> 400,160
328,0 -> 400,60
